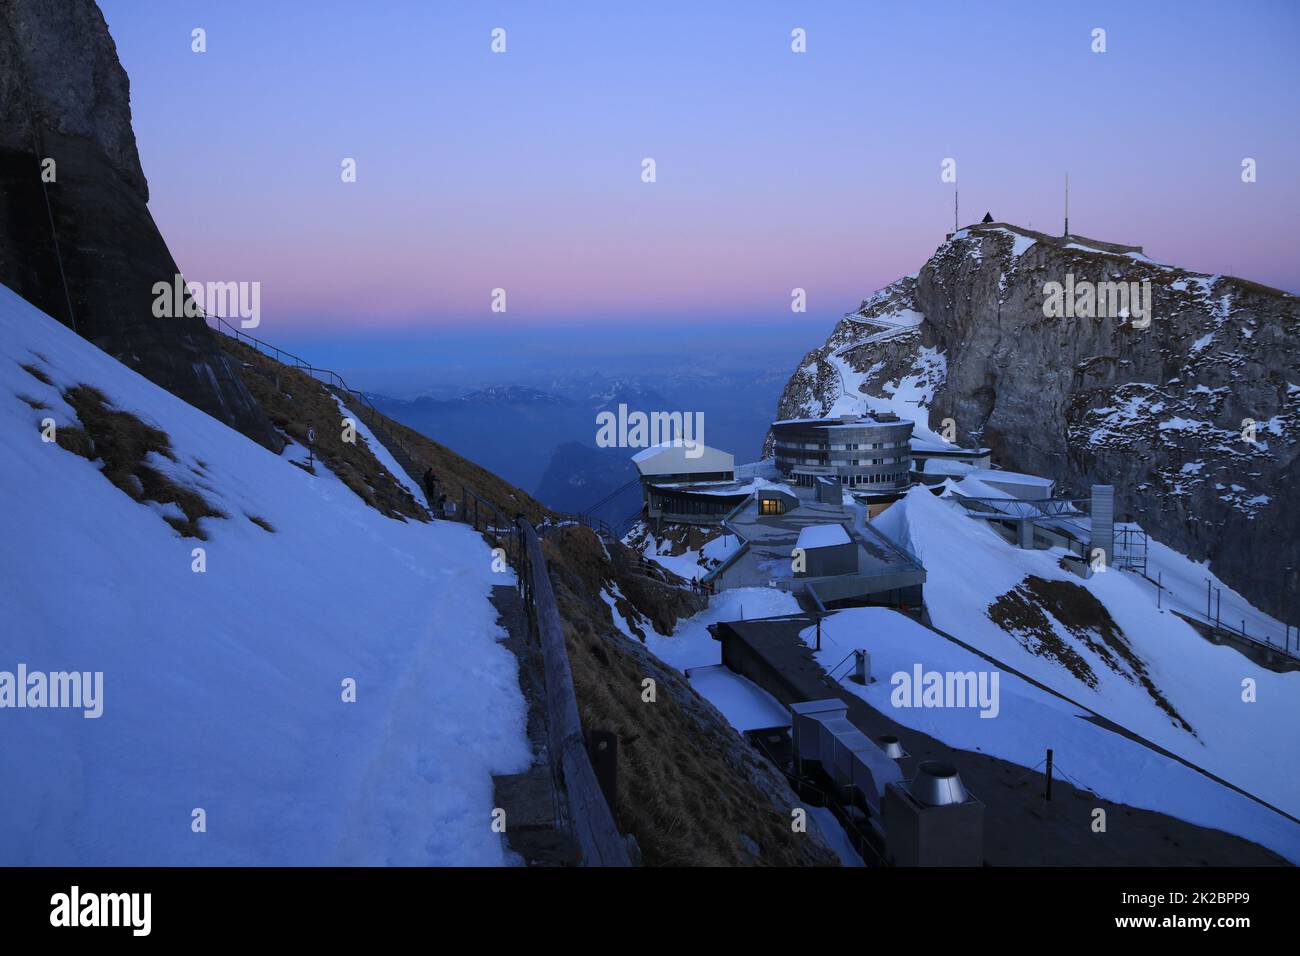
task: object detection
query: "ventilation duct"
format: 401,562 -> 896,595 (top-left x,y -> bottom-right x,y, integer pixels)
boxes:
909,761 -> 968,807
788,699 -> 903,814
877,735 -> 905,759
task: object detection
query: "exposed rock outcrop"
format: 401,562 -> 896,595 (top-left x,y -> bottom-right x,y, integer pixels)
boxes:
771,222 -> 1300,622
0,0 -> 279,448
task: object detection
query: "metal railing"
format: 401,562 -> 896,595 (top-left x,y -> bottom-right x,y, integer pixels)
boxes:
204,313 -> 418,469
948,489 -> 1296,662
1145,574 -> 1300,663
579,477 -> 642,518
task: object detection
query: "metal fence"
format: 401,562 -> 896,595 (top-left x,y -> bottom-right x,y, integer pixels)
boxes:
1142,571 -> 1300,662
204,313 -> 417,467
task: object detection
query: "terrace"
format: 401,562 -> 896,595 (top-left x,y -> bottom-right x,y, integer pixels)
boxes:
703,485 -> 925,607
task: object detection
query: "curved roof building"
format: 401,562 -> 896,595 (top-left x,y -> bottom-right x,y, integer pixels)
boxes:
771,413 -> 913,492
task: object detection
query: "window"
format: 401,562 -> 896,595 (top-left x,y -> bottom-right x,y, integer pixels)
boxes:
760,498 -> 783,515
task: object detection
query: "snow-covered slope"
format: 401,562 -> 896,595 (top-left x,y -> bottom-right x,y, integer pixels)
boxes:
0,284 -> 530,865
768,274 -> 950,446
873,487 -> 1300,821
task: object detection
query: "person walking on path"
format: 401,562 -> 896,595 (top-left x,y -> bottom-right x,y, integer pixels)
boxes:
422,467 -> 439,515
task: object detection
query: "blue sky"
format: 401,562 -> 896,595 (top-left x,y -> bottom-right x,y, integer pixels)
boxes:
99,1 -> 1300,387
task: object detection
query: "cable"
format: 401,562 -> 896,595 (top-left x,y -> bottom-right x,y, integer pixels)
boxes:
16,53 -> 77,332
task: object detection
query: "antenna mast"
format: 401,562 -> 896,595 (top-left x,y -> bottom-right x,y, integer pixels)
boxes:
1064,173 -> 1070,236
954,188 -> 959,233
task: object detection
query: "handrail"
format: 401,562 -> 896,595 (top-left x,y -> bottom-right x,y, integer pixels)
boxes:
455,488 -> 630,864
203,312 -> 416,465
516,519 -> 631,866
550,509 -> 615,542
580,476 -> 642,517
700,498 -> 753,587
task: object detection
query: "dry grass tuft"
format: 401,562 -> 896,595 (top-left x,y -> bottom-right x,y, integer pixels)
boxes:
53,385 -> 225,539
246,514 -> 275,533
20,362 -> 53,386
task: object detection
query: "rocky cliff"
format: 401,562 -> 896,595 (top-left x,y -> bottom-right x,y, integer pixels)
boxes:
0,0 -> 278,448
770,222 -> 1299,622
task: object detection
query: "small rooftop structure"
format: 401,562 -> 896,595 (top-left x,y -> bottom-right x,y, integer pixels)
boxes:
757,487 -> 799,516
796,523 -> 851,550
923,458 -> 974,477
909,436 -> 992,471
950,468 -> 1054,501
795,522 -> 858,578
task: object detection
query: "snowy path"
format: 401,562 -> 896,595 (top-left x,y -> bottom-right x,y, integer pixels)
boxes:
0,284 -> 531,865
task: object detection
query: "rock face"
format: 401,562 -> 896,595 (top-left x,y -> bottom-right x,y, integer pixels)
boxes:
0,0 -> 279,448
771,222 -> 1300,623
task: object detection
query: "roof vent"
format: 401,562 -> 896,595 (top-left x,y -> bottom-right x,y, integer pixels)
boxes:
877,735 -> 905,759
910,760 -> 968,806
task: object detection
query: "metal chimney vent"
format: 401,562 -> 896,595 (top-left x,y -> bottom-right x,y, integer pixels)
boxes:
910,760 -> 968,806
877,735 -> 905,759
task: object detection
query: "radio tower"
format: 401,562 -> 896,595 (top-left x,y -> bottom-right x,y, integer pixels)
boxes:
1064,173 -> 1070,237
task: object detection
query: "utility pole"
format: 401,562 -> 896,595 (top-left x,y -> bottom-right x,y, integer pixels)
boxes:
1045,749 -> 1054,801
